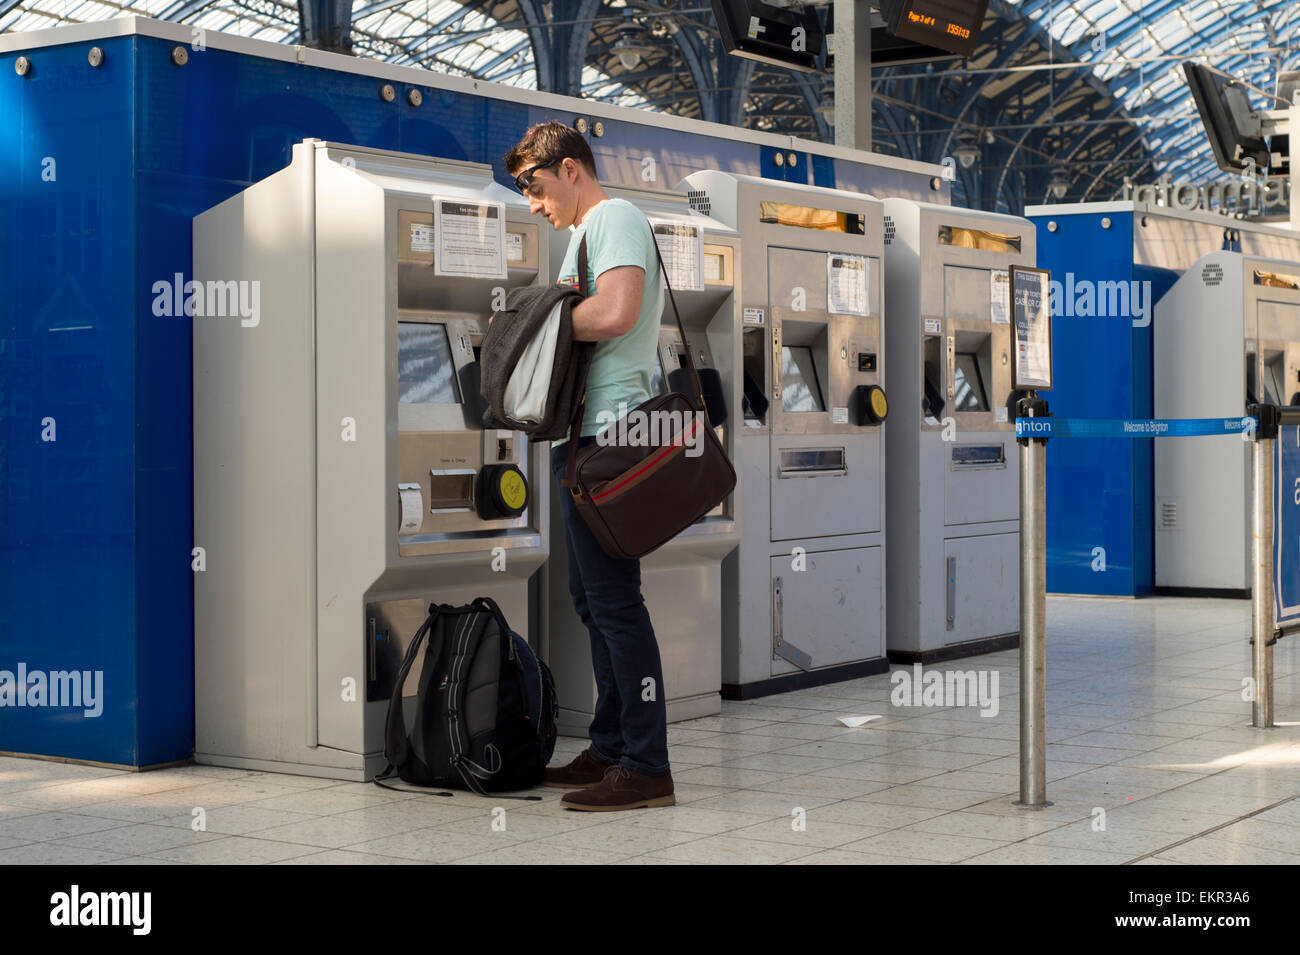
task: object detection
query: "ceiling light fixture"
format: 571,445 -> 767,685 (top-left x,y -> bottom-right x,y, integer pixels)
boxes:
612,15 -> 654,72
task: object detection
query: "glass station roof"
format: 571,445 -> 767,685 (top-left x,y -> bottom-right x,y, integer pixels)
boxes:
1,0 -> 1296,191
1008,0 -> 1299,182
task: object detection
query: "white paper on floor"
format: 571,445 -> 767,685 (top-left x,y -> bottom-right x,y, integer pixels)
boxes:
836,715 -> 882,728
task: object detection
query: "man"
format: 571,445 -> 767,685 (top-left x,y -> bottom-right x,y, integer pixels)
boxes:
504,122 -> 674,810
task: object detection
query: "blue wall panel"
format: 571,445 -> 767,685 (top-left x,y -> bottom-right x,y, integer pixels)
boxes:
0,37 -> 140,763
1033,211 -> 1155,597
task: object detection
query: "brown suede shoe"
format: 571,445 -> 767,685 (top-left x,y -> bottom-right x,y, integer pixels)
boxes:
560,765 -> 675,811
542,748 -> 616,789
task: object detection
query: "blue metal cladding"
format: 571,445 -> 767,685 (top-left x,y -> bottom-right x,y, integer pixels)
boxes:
0,37 -> 142,765
1031,210 -> 1164,597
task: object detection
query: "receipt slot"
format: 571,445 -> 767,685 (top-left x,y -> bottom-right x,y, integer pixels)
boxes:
193,141 -> 548,780
882,199 -> 1036,661
544,187 -> 740,729
682,171 -> 888,696
1155,251 -> 1300,593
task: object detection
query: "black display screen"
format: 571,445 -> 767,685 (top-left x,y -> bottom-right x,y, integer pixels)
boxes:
882,0 -> 989,58
398,322 -> 461,404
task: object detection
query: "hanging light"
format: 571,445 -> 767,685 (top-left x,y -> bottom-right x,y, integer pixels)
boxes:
1049,168 -> 1071,200
612,16 -> 654,72
816,91 -> 834,121
953,133 -> 979,169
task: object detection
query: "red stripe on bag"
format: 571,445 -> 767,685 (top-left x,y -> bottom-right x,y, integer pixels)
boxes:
590,418 -> 702,503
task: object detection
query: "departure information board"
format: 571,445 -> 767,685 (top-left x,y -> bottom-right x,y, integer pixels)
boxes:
882,0 -> 989,58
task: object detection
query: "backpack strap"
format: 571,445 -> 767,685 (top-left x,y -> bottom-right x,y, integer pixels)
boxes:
375,605 -> 454,797
448,598 -> 543,801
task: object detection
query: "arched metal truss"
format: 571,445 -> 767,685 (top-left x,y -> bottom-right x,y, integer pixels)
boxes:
2,0 -> 1295,212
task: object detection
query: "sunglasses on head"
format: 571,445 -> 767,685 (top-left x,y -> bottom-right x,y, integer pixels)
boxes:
514,157 -> 562,193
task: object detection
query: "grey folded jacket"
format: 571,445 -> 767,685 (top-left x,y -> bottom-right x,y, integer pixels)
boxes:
480,283 -> 592,441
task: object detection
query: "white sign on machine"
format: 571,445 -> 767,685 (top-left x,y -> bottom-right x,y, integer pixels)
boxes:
651,219 -> 705,292
827,254 -> 869,315
433,198 -> 508,279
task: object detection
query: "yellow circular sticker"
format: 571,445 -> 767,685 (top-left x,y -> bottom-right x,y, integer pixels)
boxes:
871,388 -> 889,419
498,469 -> 528,511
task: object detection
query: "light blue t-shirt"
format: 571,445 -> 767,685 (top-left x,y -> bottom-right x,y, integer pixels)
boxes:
556,198 -> 664,438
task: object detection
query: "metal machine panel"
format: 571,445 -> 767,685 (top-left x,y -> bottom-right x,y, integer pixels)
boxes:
943,534 -> 1019,645
1152,251 -> 1300,591
945,436 -> 1017,526
770,547 -> 884,672
682,170 -> 888,695
883,198 -> 1033,659
194,141 -> 548,779
770,435 -> 880,539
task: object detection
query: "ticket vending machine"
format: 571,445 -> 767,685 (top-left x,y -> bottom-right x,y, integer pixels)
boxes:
882,199 -> 1037,661
681,171 -> 889,697
193,140 -> 548,780
544,188 -> 740,730
1155,251 -> 1300,593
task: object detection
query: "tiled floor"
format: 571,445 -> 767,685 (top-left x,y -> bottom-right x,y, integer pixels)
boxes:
3,596 -> 1298,864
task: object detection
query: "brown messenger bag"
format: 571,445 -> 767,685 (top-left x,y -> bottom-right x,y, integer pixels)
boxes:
561,226 -> 736,560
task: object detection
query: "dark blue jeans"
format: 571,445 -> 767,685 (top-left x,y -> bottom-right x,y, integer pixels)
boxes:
550,439 -> 670,776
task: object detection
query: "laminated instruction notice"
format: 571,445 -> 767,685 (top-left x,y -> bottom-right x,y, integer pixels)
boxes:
651,219 -> 704,291
433,198 -> 507,279
827,254 -> 869,315
990,269 -> 1010,325
1011,267 -> 1053,390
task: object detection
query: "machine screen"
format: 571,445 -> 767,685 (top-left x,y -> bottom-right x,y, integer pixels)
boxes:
398,322 -> 461,404
781,346 -> 825,413
952,352 -> 989,412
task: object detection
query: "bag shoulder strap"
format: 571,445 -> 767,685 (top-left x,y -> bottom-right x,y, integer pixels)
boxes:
647,225 -> 705,412
563,236 -> 593,488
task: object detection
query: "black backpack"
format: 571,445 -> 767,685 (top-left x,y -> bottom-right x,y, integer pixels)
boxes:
375,597 -> 558,797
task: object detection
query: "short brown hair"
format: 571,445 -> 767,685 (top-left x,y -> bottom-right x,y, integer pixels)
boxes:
504,121 -> 597,179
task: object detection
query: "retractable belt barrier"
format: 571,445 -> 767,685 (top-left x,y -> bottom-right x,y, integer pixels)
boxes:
1013,416 -> 1257,439
1015,407 -> 1279,762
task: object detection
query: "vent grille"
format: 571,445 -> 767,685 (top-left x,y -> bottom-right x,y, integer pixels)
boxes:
884,214 -> 896,245
1160,500 -> 1178,529
1202,263 -> 1224,287
686,189 -> 711,216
